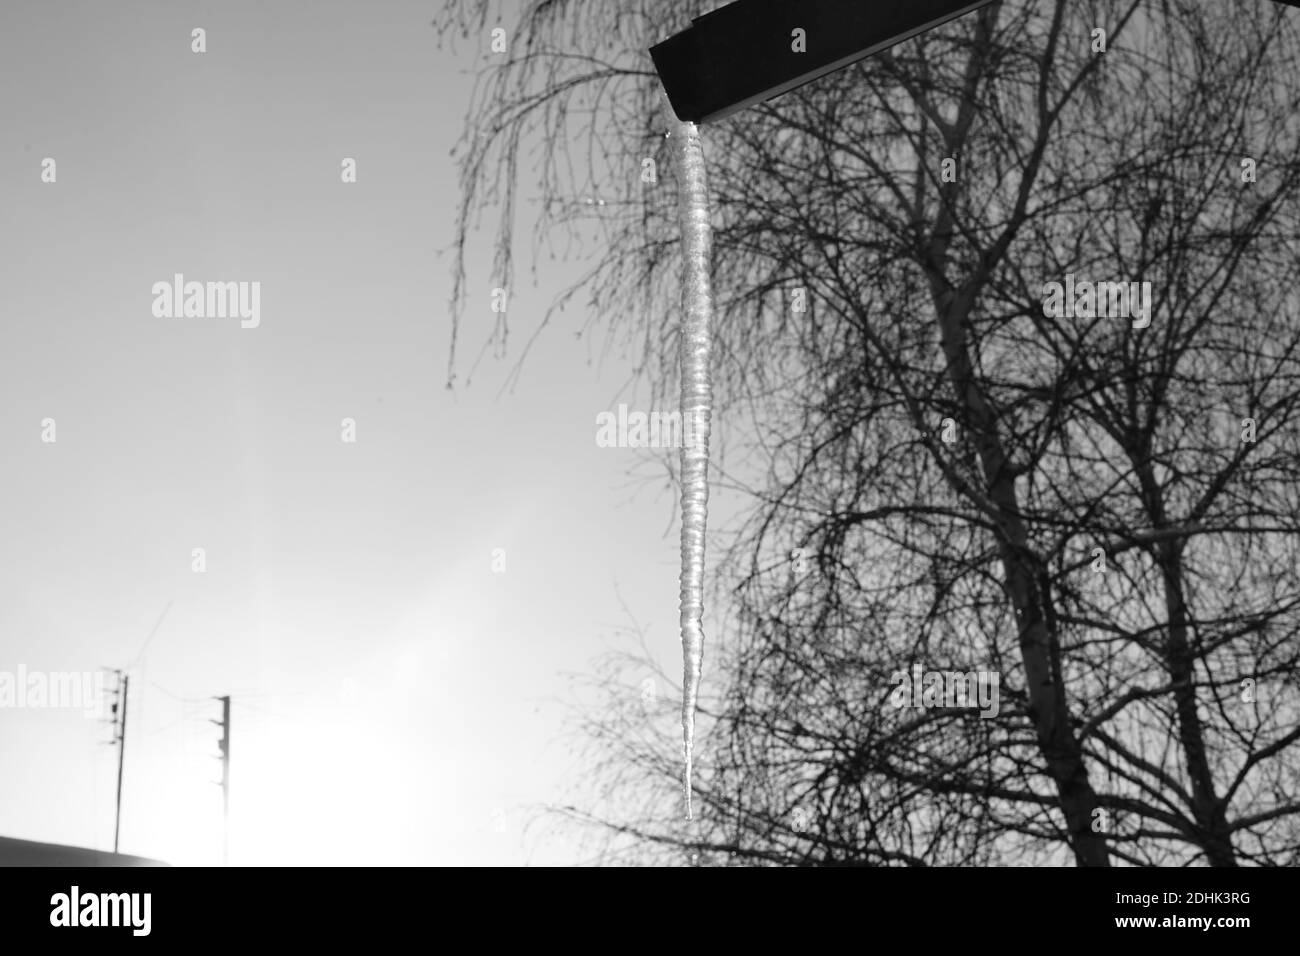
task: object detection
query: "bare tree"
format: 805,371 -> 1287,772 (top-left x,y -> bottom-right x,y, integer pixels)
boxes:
439,0 -> 1300,865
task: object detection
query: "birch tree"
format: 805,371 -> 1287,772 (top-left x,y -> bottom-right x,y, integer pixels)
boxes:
439,0 -> 1300,865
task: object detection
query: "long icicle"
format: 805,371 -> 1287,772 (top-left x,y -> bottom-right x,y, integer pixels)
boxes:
662,91 -> 714,821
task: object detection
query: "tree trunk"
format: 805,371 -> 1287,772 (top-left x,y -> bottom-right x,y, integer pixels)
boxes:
933,287 -> 1110,866
1159,552 -> 1237,865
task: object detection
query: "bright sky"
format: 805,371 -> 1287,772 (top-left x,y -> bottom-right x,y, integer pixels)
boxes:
0,0 -> 695,865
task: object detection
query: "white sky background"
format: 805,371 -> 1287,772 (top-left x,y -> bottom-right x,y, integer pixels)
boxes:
0,0 -> 707,865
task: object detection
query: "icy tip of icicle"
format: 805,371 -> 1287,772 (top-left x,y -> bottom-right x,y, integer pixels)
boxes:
684,756 -> 694,820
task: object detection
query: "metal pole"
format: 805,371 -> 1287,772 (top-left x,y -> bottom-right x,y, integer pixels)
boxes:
113,672 -> 128,853
214,695 -> 230,866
